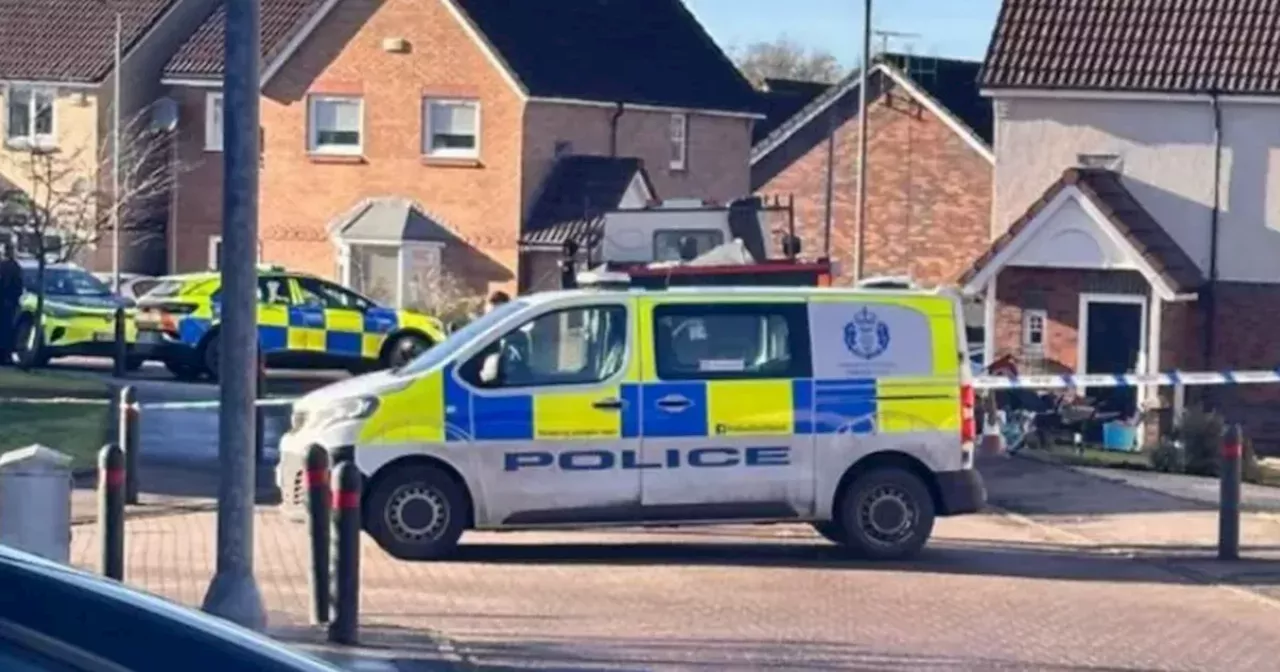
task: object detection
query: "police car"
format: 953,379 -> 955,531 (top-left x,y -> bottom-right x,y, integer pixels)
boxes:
133,267 -> 447,380
11,260 -> 142,369
278,284 -> 986,561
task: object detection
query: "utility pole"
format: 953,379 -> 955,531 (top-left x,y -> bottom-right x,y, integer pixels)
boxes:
854,0 -> 872,280
201,0 -> 265,630
95,2 -> 122,290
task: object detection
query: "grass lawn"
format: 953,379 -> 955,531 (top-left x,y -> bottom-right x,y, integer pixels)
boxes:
0,368 -> 112,471
1023,442 -> 1280,487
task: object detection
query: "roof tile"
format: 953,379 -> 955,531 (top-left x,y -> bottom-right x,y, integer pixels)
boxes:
163,0 -> 323,79
981,0 -> 1280,94
0,0 -> 179,82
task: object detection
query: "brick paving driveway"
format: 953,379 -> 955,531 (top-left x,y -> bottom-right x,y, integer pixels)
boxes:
70,506 -> 1280,671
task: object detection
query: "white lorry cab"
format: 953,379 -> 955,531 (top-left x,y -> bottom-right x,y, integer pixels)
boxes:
278,284 -> 987,561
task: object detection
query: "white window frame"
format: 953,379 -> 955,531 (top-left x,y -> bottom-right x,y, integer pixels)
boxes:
338,239 -> 445,309
208,235 -> 222,270
306,94 -> 364,156
4,85 -> 57,149
422,98 -> 481,159
204,92 -> 223,152
1022,308 -> 1047,354
669,112 -> 688,171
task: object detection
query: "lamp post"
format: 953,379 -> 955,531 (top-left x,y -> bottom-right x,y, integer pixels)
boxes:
95,1 -> 122,291
854,0 -> 872,281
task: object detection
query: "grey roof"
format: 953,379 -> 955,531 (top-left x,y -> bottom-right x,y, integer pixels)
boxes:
329,197 -> 456,244
0,0 -> 179,82
521,156 -> 652,249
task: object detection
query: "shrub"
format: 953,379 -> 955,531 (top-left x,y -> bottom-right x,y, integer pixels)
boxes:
1166,405 -> 1261,483
1148,439 -> 1185,474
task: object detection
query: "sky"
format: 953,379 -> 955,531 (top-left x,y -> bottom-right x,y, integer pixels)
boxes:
683,0 -> 1003,65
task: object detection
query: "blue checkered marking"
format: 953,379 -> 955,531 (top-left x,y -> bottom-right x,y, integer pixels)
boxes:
443,367 -> 472,442
178,317 -> 212,345
640,382 -> 708,438
364,308 -> 398,334
813,378 -> 877,435
792,379 -> 815,435
620,383 -> 642,439
326,331 -> 362,356
472,394 -> 535,441
288,306 -> 324,329
259,326 -> 288,352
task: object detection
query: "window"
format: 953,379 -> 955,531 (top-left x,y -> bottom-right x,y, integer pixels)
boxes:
347,243 -> 399,306
423,99 -> 479,158
295,276 -> 372,311
1022,309 -> 1046,353
669,112 -> 687,170
205,92 -> 223,151
307,95 -> 362,155
462,305 -> 628,388
208,235 -> 222,270
653,303 -> 810,380
5,86 -> 55,148
653,229 -> 723,262
257,277 -> 291,305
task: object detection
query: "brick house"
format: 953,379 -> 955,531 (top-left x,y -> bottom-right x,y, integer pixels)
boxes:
962,0 -> 1280,449
0,0 -> 215,274
751,54 -> 993,287
159,0 -> 759,306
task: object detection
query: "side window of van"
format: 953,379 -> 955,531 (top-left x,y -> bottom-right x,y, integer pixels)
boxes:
652,303 -> 811,380
461,305 -> 628,388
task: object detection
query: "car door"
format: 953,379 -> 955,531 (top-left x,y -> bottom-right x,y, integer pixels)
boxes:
255,276 -> 293,355
292,276 -> 373,362
637,296 -> 816,521
455,299 -> 642,527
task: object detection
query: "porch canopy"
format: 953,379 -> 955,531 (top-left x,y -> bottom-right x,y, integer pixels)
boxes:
959,167 -> 1203,302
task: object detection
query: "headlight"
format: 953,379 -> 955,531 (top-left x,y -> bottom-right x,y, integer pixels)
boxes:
43,304 -> 76,319
307,397 -> 380,429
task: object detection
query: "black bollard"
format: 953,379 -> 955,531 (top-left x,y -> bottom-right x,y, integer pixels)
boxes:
113,306 -> 127,378
118,386 -> 139,505
98,443 -> 125,580
1218,424 -> 1243,561
305,444 -> 332,625
327,460 -> 362,645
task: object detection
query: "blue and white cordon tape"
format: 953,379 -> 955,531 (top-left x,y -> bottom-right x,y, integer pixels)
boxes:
972,368 -> 1280,390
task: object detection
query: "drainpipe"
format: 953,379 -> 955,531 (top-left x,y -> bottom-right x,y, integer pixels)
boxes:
608,102 -> 624,156
1203,91 -> 1223,372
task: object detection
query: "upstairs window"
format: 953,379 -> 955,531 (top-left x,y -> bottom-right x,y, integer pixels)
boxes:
204,92 -> 223,151
669,112 -> 687,170
307,95 -> 362,155
5,86 -> 55,149
423,99 -> 479,159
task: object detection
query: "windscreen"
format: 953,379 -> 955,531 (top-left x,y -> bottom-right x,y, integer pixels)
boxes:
21,267 -> 113,298
395,299 -> 528,376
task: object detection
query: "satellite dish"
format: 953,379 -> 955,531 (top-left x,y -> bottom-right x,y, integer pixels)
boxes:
150,97 -> 179,132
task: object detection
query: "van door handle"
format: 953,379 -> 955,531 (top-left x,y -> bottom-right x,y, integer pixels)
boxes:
656,394 -> 692,411
592,398 -> 624,411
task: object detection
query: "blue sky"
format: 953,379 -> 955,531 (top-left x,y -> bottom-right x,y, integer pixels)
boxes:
684,0 -> 1002,65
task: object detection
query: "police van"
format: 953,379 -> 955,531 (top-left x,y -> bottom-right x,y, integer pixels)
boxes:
278,284 -> 986,561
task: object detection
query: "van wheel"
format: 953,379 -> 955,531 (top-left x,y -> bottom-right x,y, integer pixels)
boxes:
380,333 -> 432,370
364,464 -> 467,561
201,333 -> 221,381
811,522 -> 848,545
837,467 -> 935,561
14,317 -> 49,368
164,358 -> 201,381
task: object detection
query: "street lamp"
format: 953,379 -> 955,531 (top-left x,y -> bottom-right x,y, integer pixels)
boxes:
854,0 -> 871,281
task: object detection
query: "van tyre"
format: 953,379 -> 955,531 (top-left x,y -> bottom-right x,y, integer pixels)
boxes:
364,464 -> 467,561
837,467 -> 935,561
381,333 -> 432,370
14,317 -> 49,368
811,521 -> 848,545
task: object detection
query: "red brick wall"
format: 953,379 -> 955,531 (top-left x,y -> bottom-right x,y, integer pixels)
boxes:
170,86 -> 223,274
756,87 -> 992,285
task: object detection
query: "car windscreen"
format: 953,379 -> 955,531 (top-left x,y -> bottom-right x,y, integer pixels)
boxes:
20,267 -> 113,298
395,299 -> 528,376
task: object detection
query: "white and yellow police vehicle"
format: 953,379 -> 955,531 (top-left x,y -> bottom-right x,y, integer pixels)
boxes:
278,284 -> 986,561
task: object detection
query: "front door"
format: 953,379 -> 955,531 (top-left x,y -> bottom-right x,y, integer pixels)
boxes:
637,298 -> 815,521
1085,299 -> 1144,423
457,301 -> 641,527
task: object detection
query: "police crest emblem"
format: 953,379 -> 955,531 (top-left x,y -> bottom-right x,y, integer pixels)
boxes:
843,307 -> 890,360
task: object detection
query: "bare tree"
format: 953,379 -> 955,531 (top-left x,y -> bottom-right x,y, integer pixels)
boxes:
730,37 -> 846,86
0,105 -> 177,356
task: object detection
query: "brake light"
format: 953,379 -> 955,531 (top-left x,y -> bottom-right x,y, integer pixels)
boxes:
960,383 -> 976,444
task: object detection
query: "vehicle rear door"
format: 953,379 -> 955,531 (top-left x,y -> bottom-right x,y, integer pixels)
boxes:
454,297 -> 642,527
256,276 -> 292,354
636,296 -> 816,521
292,276 -> 377,361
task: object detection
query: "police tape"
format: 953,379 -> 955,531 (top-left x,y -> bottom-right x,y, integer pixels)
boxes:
973,369 -> 1280,390
0,397 -> 296,409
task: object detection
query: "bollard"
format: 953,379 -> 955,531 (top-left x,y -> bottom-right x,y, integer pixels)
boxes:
118,386 -> 139,505
113,306 -> 127,379
1218,423 -> 1243,561
328,460 -> 362,645
305,445 -> 332,625
98,444 -> 125,580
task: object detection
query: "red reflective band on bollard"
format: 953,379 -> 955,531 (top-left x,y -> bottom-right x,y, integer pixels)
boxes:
1223,441 -> 1242,460
334,491 -> 360,510
306,469 -> 329,488
105,468 -> 125,488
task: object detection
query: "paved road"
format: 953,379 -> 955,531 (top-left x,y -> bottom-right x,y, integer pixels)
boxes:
70,503 -> 1280,671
